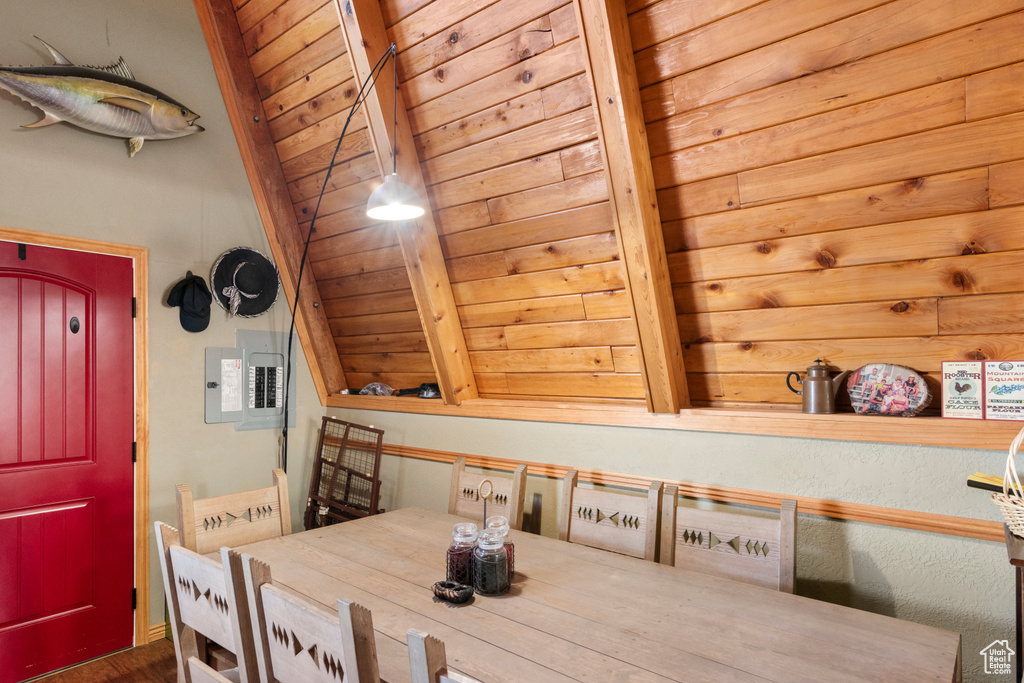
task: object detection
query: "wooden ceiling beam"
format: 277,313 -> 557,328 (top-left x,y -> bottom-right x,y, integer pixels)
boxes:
334,0 -> 478,405
193,0 -> 349,401
573,0 -> 690,413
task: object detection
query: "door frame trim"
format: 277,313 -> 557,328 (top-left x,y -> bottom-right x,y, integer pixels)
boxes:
0,226 -> 150,645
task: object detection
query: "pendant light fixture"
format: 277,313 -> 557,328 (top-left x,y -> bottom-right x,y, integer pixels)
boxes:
365,44 -> 424,221
366,173 -> 424,220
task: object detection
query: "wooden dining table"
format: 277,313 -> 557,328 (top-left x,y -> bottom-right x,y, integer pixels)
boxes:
235,507 -> 961,682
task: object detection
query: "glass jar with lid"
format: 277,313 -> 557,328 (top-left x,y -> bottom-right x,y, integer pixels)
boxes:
485,515 -> 514,580
473,528 -> 510,595
446,522 -> 477,585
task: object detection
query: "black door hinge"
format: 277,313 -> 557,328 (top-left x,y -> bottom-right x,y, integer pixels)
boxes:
131,297 -> 137,318
18,244 -> 26,260
131,588 -> 137,610
132,442 -> 137,464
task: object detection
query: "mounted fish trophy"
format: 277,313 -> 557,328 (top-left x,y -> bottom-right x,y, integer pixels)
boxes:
0,37 -> 203,157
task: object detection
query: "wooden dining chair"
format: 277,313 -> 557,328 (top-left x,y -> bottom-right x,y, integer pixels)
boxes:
187,657 -> 234,683
177,469 -> 292,555
558,470 -> 663,561
660,485 -> 797,592
407,629 -> 481,683
154,521 -> 258,683
241,554 -> 380,683
448,457 -> 527,530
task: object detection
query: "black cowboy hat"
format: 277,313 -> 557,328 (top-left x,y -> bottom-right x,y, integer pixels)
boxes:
211,247 -> 280,318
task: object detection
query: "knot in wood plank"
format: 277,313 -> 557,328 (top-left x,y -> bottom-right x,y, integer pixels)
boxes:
949,271 -> 973,291
815,249 -> 837,268
901,177 -> 926,193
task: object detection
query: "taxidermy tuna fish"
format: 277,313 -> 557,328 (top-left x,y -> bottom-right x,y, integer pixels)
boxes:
0,37 -> 203,157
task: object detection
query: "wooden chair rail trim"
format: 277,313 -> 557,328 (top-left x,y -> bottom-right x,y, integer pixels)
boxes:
327,393 -> 1024,450
382,443 -> 1003,543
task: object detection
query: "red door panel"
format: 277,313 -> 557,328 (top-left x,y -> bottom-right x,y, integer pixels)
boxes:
0,241 -> 134,682
0,275 -> 20,468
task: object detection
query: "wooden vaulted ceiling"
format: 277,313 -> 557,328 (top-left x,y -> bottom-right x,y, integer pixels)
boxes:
195,0 -> 685,412
192,0 -> 1024,424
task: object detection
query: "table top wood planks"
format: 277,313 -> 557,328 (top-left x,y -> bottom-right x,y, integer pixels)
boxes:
235,507 -> 961,682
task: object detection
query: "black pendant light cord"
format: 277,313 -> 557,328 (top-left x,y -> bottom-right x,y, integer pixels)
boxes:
281,43 -> 398,473
391,45 -> 398,175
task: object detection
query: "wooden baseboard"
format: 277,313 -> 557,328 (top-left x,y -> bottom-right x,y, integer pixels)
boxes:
383,443 -> 1004,543
147,623 -> 167,644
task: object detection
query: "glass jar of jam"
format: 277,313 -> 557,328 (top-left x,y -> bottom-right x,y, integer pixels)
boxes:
446,522 -> 477,585
473,529 -> 510,595
486,515 -> 514,580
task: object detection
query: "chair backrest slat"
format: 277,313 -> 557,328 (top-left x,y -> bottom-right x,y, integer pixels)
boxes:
407,629 -> 481,683
408,629 -> 446,683
154,521 -> 258,683
178,469 -> 291,555
187,656 -> 235,683
558,470 -> 662,561
448,458 -> 527,530
660,486 -> 797,592
170,547 -> 236,650
242,554 -> 380,683
261,584 -> 353,682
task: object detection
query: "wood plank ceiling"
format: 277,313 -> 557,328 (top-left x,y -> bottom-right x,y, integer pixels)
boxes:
194,0 -> 1024,415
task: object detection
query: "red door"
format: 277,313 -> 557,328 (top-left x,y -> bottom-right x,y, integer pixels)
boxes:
0,241 -> 135,682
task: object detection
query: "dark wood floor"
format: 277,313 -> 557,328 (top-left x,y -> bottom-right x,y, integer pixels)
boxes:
29,639 -> 177,682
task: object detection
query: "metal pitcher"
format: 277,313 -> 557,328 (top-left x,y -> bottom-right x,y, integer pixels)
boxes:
786,359 -> 851,414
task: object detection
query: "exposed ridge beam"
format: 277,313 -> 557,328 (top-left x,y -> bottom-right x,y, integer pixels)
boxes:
573,0 -> 690,413
193,0 -> 348,401
334,0 -> 478,405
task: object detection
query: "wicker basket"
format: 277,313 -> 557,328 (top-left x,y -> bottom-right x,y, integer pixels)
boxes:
992,424 -> 1024,537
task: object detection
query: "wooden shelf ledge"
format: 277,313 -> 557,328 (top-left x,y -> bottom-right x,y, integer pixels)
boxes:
324,393 -> 1022,451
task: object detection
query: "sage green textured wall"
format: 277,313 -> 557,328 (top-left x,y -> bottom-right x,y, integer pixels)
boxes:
330,407 -> 1017,682
0,1 -> 324,635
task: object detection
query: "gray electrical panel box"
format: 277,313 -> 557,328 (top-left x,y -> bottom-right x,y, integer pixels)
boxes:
205,330 -> 296,430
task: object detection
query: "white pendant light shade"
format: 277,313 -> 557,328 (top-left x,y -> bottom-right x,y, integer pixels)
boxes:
366,173 -> 425,221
